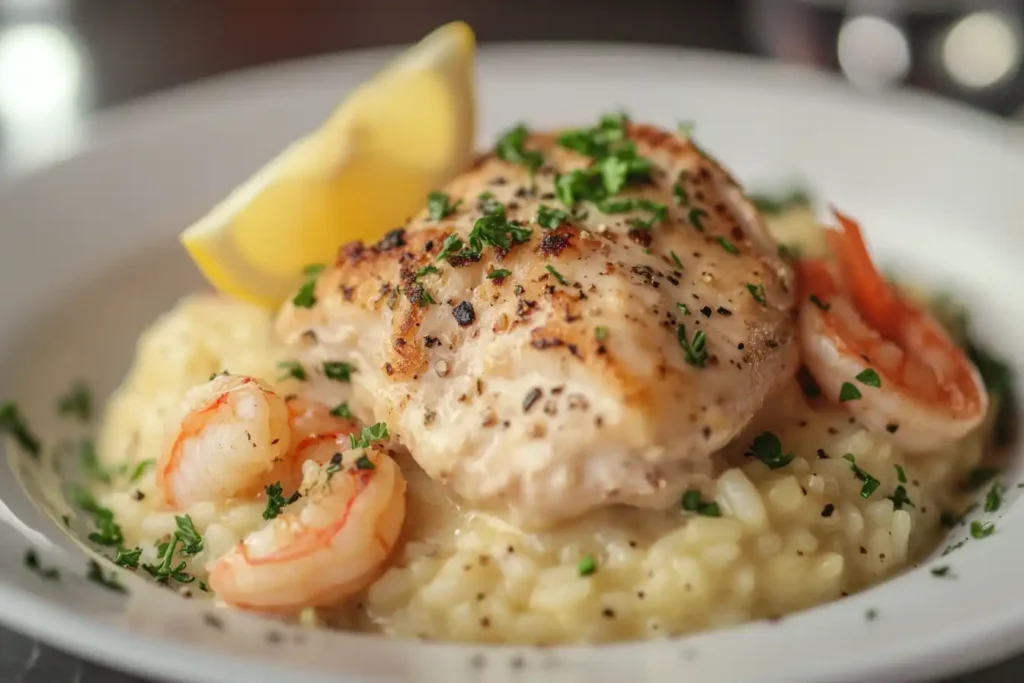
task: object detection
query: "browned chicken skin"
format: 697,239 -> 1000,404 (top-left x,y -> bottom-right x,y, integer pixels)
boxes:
278,120 -> 798,527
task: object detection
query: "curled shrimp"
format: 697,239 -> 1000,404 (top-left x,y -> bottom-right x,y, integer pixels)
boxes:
797,210 -> 988,451
208,446 -> 406,612
156,375 -> 292,508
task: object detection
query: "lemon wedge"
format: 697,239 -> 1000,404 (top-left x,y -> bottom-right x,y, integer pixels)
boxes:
181,21 -> 476,307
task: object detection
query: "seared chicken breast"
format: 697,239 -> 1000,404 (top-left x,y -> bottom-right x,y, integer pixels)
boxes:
278,119 -> 798,527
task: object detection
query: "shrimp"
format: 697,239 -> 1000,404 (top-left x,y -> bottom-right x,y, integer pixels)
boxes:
267,397 -> 361,492
156,374 -> 292,508
208,446 -> 406,612
797,209 -> 988,451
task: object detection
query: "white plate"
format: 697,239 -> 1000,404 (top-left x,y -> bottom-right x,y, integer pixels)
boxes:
0,43 -> 1022,683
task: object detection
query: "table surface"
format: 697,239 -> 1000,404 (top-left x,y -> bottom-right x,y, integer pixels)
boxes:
1,1 -> 1022,680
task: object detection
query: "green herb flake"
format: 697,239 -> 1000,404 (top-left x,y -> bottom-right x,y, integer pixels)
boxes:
114,546 -> 142,569
330,402 -> 352,419
323,361 -> 355,383
496,123 -> 544,177
57,380 -> 92,422
79,439 -> 109,484
672,182 -> 689,207
73,487 -> 124,548
355,454 -> 376,470
141,515 -> 203,585
277,360 -> 307,382
680,489 -> 721,517
889,485 -> 915,510
349,422 -> 389,450
677,302 -> 691,316
715,236 -> 739,254
984,481 -> 1004,513
842,454 -> 881,498
750,187 -> 812,216
291,278 -> 317,309
970,520 -> 995,539
61,514 -> 70,528
487,269 -> 511,280
436,233 -> 465,263
855,368 -> 882,388
415,264 -> 440,279
809,295 -> 830,311
427,191 -> 461,220
687,208 -> 708,231
839,382 -> 862,402
964,467 -> 998,491
0,401 -> 41,458
536,205 -> 570,229
262,482 -> 301,521
670,251 -> 684,270
86,560 -> 125,593
676,325 -> 708,368
545,265 -> 568,286
931,565 -> 953,578
595,326 -> 609,342
577,555 -> 597,577
894,464 -> 907,484
24,550 -> 60,581
746,283 -> 766,306
302,263 -> 325,277
747,432 -> 795,470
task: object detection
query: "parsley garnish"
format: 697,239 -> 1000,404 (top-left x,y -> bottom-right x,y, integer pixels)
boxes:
839,382 -> 862,402
855,369 -> 881,388
292,278 -> 317,309
536,205 -> 570,229
86,560 -> 125,592
24,550 -> 59,581
141,515 -> 203,585
114,546 -> 142,569
263,482 -> 300,520
842,454 -> 881,498
677,120 -> 696,135
73,487 -> 123,547
438,199 -> 532,264
349,422 -> 389,449
415,264 -> 440,279
355,454 -> 375,470
964,467 -> 999,491
597,198 -> 667,229
323,361 -> 355,383
325,452 -> 343,478
809,295 -> 830,311
427,191 -> 461,220
595,326 -> 609,342
687,208 -> 708,231
895,464 -> 907,484
715,236 -> 739,254
747,432 -> 794,470
129,459 -> 155,483
984,481 -> 1004,513
970,520 -> 995,539
496,123 -> 544,176
677,302 -> 691,316
676,325 -> 707,367
889,485 -> 915,510
545,265 -> 568,285
79,439 -> 109,484
557,112 -> 630,159
681,489 -> 721,517
277,360 -> 307,382
302,263 -> 325,277
931,565 -> 953,578
672,182 -> 688,207
0,401 -> 40,458
436,234 -> 465,262
750,187 -> 811,216
577,555 -> 597,577
57,380 -> 92,422
746,283 -> 766,305
330,402 -> 352,419
487,269 -> 511,280
670,251 -> 684,270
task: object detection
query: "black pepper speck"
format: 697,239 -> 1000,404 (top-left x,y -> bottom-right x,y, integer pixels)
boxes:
453,301 -> 476,327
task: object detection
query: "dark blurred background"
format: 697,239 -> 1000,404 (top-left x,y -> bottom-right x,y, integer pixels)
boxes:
0,0 -> 1022,680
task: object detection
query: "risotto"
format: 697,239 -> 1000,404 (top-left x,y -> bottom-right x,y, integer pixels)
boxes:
76,200 -> 1002,644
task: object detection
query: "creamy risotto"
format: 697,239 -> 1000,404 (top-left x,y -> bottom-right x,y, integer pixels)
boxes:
78,200 -> 1003,644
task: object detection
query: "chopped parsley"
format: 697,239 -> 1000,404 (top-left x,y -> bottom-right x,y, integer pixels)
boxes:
355,454 -> 375,470
747,432 -> 794,470
24,550 -> 59,581
970,520 -> 995,539
302,263 -> 325,277
577,555 -> 597,577
964,467 -> 999,491
415,264 -> 440,279
325,452 -> 343,478
129,459 -> 155,483
749,187 -> 812,216
79,439 -> 109,484
114,546 -> 142,569
536,205 -> 570,229
438,199 -> 532,264
323,361 -> 355,383
687,208 -> 708,231
715,236 -> 739,254
672,182 -> 688,207
889,485 -> 915,510
330,402 -> 352,419
595,326 -> 609,342
746,283 -> 766,305
809,295 -> 830,311
670,251 -> 684,270
930,565 -> 953,578
426,191 -> 461,220
57,380 -> 92,422
677,302 -> 691,316
277,360 -> 307,382
141,515 -> 203,585
496,123 -> 544,177
545,265 -> 568,285
842,454 -> 880,498
681,489 -> 721,517
0,401 -> 40,458
487,269 -> 511,280
676,325 -> 707,368
557,112 -> 630,159
86,560 -> 125,592
839,382 -> 862,402
677,120 -> 695,135
262,482 -> 300,520
596,198 -> 667,229
73,487 -> 123,547
436,234 -> 465,262
984,481 -> 1004,513
291,278 -> 317,309
855,369 -> 881,388
894,464 -> 907,484
349,422 -> 389,449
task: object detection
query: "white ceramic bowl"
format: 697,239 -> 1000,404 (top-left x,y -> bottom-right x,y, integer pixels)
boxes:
0,44 -> 1022,683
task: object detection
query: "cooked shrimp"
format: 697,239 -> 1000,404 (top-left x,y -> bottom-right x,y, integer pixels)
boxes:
798,209 -> 988,451
156,374 -> 292,508
267,397 -> 361,491
208,446 -> 406,612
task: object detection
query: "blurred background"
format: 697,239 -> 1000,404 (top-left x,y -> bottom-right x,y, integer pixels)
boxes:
0,0 -> 1022,680
0,0 -> 1023,174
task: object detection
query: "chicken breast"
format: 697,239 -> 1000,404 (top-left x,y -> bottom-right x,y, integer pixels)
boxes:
278,120 -> 798,527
